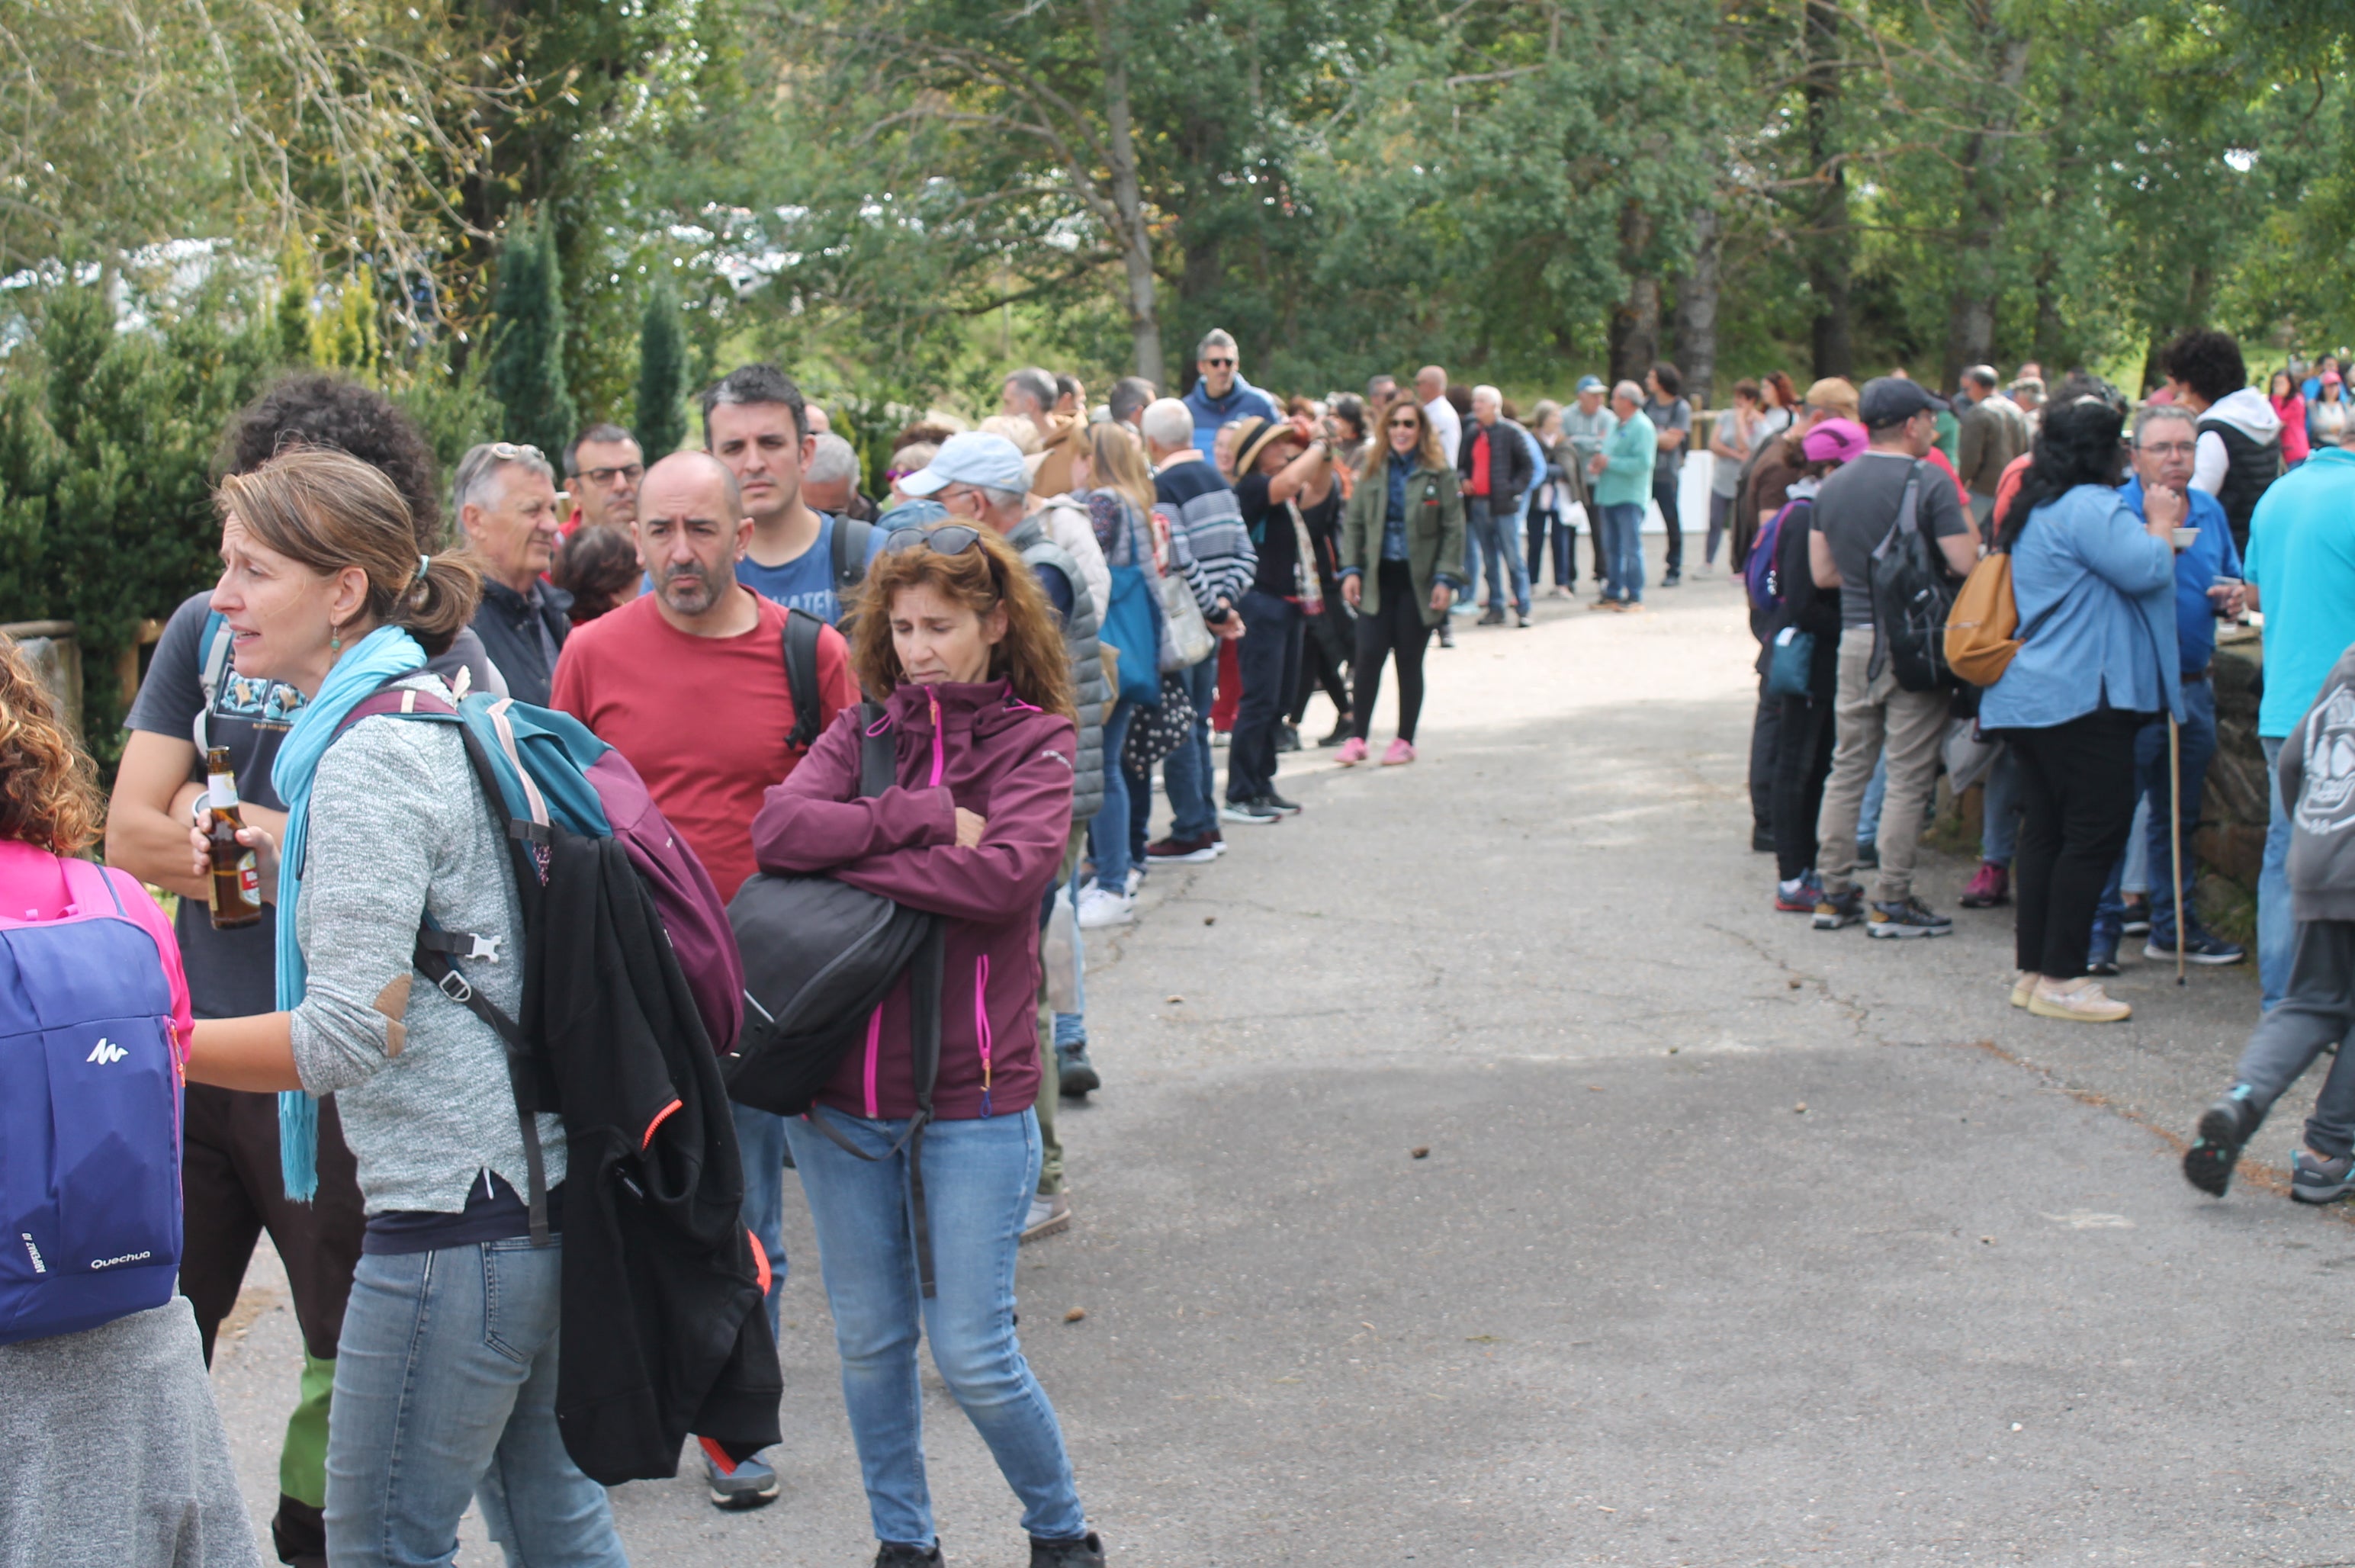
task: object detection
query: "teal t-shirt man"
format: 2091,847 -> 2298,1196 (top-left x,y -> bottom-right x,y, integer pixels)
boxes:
2248,446 -> 2355,739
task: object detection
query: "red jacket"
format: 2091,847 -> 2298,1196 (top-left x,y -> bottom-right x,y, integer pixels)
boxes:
749,679 -> 1076,1122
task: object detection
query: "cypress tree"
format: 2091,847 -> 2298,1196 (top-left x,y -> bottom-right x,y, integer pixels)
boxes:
275,239 -> 315,365
634,277 -> 688,461
486,214 -> 578,455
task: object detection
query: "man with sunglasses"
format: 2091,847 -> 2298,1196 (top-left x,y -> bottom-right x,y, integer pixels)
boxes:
1182,327 -> 1280,458
562,422 -> 644,537
550,449 -> 859,1512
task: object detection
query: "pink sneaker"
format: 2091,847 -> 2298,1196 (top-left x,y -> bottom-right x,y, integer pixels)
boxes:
1380,737 -> 1416,766
1335,735 -> 1369,766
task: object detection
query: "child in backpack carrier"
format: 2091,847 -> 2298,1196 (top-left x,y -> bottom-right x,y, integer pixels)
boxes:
2185,639 -> 2355,1203
0,639 -> 261,1568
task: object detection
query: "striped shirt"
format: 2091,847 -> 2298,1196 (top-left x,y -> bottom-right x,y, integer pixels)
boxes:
1154,455 -> 1257,622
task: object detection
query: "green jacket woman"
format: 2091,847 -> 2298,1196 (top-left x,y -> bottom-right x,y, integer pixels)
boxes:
1334,399 -> 1467,766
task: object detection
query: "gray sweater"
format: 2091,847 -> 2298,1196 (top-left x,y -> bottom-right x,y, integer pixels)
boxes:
2283,641 -> 2355,924
288,680 -> 563,1215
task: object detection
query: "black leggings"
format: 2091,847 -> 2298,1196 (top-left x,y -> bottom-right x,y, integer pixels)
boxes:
2007,708 -> 2146,979
1772,689 -> 1838,884
1351,561 -> 1433,743
1290,625 -> 1351,725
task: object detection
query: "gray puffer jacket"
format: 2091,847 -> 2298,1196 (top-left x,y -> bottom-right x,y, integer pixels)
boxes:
1009,513 -> 1107,823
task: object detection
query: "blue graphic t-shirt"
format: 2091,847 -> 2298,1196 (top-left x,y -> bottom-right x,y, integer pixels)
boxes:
735,514 -> 886,626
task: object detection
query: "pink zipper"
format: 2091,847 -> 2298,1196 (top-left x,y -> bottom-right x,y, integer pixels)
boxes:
927,689 -> 945,788
974,954 -> 993,1118
862,1005 -> 882,1118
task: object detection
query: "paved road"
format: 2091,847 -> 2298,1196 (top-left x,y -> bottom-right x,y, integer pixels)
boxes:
213,548 -> 2355,1564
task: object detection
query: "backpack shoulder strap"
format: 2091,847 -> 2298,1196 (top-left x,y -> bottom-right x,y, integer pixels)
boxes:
832,514 -> 875,592
856,700 -> 895,797
782,608 -> 825,751
194,611 -> 236,752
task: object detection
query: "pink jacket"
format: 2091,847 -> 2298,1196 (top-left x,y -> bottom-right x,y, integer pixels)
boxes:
750,680 -> 1076,1122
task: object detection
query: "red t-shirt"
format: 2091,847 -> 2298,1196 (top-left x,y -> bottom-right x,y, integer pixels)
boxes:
1467,426 -> 1492,497
550,592 -> 859,901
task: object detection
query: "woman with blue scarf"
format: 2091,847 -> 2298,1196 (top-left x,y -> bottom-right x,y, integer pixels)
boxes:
183,448 -> 626,1566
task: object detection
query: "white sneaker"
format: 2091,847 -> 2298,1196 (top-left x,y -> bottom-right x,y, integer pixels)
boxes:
1076,884 -> 1135,928
1123,866 -> 1143,896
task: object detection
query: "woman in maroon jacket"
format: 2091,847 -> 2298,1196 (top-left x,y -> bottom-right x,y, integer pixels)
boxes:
750,522 -> 1104,1568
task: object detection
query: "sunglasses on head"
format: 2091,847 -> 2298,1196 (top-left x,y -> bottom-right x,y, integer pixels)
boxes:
488,442 -> 545,463
884,523 -> 984,557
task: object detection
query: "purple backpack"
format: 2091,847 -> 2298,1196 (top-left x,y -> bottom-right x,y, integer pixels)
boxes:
0,856 -> 184,1345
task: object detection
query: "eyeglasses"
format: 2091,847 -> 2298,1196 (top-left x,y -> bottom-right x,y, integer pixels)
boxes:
2138,441 -> 2196,457
1203,357 -> 1235,368
487,442 -> 545,464
884,523 -> 984,557
577,463 -> 644,487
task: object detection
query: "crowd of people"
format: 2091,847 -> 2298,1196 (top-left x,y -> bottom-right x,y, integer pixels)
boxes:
10,312 -> 2355,1568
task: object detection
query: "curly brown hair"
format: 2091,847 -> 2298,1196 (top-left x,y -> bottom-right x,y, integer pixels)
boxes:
847,528 -> 1077,724
0,640 -> 103,853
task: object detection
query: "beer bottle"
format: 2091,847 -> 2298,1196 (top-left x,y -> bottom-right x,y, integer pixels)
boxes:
205,746 -> 263,930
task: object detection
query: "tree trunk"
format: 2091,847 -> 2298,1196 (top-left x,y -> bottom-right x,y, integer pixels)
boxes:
1939,20 -> 2032,388
1087,0 -> 1164,384
1801,0 -> 1851,381
1608,201 -> 1659,385
1672,204 -> 1721,405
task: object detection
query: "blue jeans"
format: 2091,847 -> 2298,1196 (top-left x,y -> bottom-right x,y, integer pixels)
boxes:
1467,498 -> 1530,615
327,1240 -> 625,1567
733,1103 -> 795,1338
1859,752 -> 1888,846
1598,502 -> 1645,603
782,1109 -> 1085,1547
1983,746 -> 2023,866
1088,700 -> 1136,894
2263,735 -> 2294,1011
2090,686 -> 2222,953
1161,654 -> 1220,841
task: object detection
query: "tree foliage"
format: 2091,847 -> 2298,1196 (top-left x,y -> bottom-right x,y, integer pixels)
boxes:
487,213 -> 580,458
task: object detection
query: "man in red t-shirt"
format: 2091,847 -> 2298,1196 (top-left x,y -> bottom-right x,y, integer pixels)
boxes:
549,449 -> 856,1512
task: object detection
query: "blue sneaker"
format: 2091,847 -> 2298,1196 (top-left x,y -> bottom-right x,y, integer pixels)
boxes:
2292,1148 -> 2355,1204
2184,1087 -> 2263,1197
1812,885 -> 1865,930
708,1449 -> 779,1510
2145,927 -> 2247,966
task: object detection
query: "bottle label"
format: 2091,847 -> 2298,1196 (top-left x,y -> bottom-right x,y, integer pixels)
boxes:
207,773 -> 239,811
236,854 -> 259,902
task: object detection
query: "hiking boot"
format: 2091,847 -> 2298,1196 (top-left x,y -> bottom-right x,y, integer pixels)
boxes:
1276,724 -> 1301,753
2292,1148 -> 2355,1204
1075,885 -> 1134,929
1477,607 -> 1506,626
1029,1533 -> 1107,1568
1437,621 -> 1456,648
708,1449 -> 779,1511
875,1542 -> 944,1567
1335,736 -> 1370,766
1056,1043 -> 1100,1097
1021,1191 -> 1070,1243
2183,1088 -> 2263,1197
1318,715 -> 1354,747
1261,791 -> 1303,815
2120,895 -> 2151,936
1146,832 -> 1220,863
1959,861 -> 2010,908
1812,885 -> 1865,930
1775,873 -> 1822,913
1380,737 -> 1417,766
2145,928 -> 2247,966
1219,798 -> 1282,825
1867,897 -> 1953,939
2027,977 -> 2132,1023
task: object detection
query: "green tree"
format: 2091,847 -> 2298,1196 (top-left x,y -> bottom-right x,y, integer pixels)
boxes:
635,279 -> 690,461
486,215 -> 579,455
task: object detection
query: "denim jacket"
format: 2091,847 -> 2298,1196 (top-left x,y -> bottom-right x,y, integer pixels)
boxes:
1981,483 -> 2182,731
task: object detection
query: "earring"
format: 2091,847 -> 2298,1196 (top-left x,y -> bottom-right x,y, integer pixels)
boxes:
329,627 -> 342,652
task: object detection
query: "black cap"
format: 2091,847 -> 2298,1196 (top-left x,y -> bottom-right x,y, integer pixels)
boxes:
1858,376 -> 1949,428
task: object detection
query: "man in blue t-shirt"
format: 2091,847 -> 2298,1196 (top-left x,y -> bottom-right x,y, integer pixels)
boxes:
701,363 -> 882,625
1180,326 -> 1280,458
2246,431 -> 2355,1007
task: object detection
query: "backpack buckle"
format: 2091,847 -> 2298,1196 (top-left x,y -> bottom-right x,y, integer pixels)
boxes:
459,933 -> 501,962
436,970 -> 475,1004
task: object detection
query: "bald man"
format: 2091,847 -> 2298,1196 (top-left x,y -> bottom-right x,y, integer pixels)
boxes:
1416,365 -> 1462,466
548,449 -> 858,1512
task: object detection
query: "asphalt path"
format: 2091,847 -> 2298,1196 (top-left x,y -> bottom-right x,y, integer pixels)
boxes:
212,544 -> 2355,1565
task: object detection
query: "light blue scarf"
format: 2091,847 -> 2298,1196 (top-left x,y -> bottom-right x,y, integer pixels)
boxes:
269,624 -> 429,1199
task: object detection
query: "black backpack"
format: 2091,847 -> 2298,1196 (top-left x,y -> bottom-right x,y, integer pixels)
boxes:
1868,461 -> 1964,692
723,702 -> 949,1289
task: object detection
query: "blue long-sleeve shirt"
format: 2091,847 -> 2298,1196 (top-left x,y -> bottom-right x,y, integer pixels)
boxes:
1982,483 -> 2181,730
2119,475 -> 2240,676
1181,375 -> 1281,459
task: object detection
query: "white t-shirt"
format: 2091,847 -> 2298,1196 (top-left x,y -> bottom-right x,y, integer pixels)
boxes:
1424,397 -> 1463,466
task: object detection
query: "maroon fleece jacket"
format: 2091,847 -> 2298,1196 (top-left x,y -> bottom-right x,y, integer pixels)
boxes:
750,679 -> 1076,1121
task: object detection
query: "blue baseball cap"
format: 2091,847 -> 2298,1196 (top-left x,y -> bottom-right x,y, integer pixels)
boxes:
1576,375 -> 1605,394
896,431 -> 1030,497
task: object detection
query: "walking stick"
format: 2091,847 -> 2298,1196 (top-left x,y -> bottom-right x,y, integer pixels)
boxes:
2169,713 -> 2186,987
